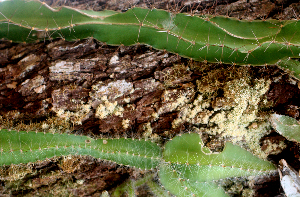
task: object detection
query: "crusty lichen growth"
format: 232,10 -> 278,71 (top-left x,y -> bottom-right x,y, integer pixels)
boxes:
171,94 -> 213,127
170,65 -> 273,159
142,122 -> 159,141
209,78 -> 269,133
262,139 -> 287,155
54,102 -> 91,126
157,87 -> 195,117
122,119 -> 130,129
208,78 -> 271,158
95,96 -> 124,119
91,79 -> 133,100
143,122 -> 153,138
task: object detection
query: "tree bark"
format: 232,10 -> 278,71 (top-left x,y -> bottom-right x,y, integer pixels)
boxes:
1,0 -> 300,196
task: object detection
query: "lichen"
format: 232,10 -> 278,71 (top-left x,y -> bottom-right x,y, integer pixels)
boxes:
53,102 -> 91,125
122,119 -> 130,129
170,66 -> 272,159
95,96 -> 124,119
157,87 -> 195,117
207,78 -> 271,158
91,79 -> 133,100
143,122 -> 153,138
262,138 -> 287,156
172,94 -> 213,128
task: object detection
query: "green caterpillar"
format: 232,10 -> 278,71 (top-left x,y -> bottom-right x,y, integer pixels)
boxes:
1,0 -> 300,78
0,130 -> 276,196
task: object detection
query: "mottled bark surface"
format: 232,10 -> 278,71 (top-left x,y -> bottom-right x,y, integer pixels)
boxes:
1,0 -> 300,196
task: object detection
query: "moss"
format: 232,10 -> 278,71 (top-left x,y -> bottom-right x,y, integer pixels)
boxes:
0,113 -> 71,134
162,64 -> 191,87
0,163 -> 34,182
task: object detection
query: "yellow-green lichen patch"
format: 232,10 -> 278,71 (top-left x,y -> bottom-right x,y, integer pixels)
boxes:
54,102 -> 91,125
209,77 -> 270,134
122,119 -> 130,129
157,85 -> 195,117
51,85 -> 92,126
141,122 -> 160,142
89,80 -> 134,120
171,65 -> 272,159
208,78 -> 271,158
261,138 -> 287,156
143,122 -> 153,138
95,96 -> 124,119
172,94 -> 214,128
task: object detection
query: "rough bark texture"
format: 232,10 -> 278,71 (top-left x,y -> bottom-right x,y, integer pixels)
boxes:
1,0 -> 300,196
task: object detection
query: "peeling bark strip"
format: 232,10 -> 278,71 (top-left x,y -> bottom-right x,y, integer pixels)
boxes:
1,0 -> 300,78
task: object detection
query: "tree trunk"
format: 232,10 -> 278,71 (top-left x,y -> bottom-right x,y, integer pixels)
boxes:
1,0 -> 300,196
